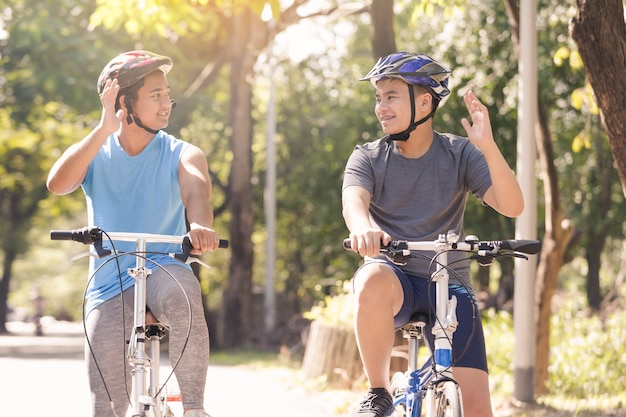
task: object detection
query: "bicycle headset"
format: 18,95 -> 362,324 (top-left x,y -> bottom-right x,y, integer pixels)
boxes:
97,50 -> 176,135
360,52 -> 452,141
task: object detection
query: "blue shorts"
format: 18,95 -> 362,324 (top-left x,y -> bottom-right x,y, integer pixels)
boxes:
357,260 -> 488,372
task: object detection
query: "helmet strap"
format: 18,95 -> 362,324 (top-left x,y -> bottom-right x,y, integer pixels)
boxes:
387,84 -> 436,142
125,102 -> 160,135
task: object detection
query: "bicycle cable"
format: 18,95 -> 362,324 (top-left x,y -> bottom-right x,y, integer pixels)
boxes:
81,230 -> 125,416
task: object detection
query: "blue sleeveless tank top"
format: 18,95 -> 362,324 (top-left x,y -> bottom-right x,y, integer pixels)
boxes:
81,131 -> 191,312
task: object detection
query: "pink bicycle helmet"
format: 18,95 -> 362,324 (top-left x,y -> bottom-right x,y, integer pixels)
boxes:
97,50 -> 173,95
97,50 -> 174,134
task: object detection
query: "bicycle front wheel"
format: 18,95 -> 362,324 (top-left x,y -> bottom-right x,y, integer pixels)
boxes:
434,380 -> 462,417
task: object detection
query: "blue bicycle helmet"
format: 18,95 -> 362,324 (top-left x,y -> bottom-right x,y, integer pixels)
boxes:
361,52 -> 451,141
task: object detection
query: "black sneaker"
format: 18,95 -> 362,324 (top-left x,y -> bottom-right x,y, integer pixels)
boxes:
351,387 -> 394,417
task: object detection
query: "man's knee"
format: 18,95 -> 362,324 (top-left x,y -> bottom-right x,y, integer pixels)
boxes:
353,264 -> 402,309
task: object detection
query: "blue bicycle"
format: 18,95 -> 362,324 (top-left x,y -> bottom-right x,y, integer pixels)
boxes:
345,231 -> 540,417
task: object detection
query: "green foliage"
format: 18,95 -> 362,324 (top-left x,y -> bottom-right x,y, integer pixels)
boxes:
308,282 -> 626,402
548,298 -> 626,399
0,104 -> 88,253
303,282 -> 354,329
483,295 -> 626,403
9,220 -> 88,322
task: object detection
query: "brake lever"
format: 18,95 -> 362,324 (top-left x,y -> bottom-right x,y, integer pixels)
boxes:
471,251 -> 529,267
69,251 -> 101,263
186,255 -> 213,272
170,237 -> 213,271
384,250 -> 411,266
473,254 -> 495,267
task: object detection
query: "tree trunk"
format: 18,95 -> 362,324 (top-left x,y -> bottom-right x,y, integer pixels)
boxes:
583,125 -> 614,311
571,0 -> 626,197
0,249 -> 16,334
532,92 -> 575,395
585,236 -> 603,310
369,0 -> 397,59
222,7 -> 256,348
302,320 -> 362,388
495,257 -> 515,311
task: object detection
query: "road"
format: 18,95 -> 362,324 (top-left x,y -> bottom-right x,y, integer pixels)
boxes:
0,320 -> 357,417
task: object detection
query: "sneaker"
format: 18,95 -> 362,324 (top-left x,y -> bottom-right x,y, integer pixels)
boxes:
183,410 -> 212,417
351,388 -> 394,417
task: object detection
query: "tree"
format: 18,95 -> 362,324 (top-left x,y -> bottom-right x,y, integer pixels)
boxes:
0,0 -> 110,332
369,0 -> 396,58
0,106 -> 89,333
571,0 -> 626,197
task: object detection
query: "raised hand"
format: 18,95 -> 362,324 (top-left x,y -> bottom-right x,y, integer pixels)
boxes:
460,90 -> 495,149
99,78 -> 125,134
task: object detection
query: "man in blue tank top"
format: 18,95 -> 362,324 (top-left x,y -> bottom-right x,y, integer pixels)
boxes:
343,53 -> 524,417
47,50 -> 220,417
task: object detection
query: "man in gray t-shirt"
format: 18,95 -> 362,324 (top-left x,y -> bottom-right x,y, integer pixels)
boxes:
342,52 -> 524,417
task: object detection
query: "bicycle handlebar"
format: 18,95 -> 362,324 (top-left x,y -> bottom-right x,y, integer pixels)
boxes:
343,236 -> 541,256
51,227 -> 228,248
51,227 -> 228,261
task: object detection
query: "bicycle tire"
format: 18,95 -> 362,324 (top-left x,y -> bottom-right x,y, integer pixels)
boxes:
434,380 -> 462,417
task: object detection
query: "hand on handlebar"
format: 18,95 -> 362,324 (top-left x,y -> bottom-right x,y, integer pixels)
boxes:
187,224 -> 221,255
347,229 -> 392,258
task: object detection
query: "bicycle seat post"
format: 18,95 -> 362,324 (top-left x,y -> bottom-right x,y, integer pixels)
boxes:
404,315 -> 427,373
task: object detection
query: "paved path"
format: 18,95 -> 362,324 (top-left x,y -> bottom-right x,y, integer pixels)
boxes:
0,320 -> 357,417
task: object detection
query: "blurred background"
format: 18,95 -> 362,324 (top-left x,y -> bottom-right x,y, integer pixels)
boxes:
1,0 -> 624,413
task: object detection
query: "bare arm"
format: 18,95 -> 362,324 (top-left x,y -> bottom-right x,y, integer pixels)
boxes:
342,185 -> 391,257
460,90 -> 524,217
47,79 -> 124,195
178,144 -> 220,254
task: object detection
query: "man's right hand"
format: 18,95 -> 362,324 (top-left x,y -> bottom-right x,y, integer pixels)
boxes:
99,78 -> 125,134
348,229 -> 392,258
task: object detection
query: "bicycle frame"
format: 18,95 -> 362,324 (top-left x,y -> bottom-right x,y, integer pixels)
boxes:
392,231 -> 461,417
52,228 -> 227,417
100,232 -> 190,417
380,232 -> 540,417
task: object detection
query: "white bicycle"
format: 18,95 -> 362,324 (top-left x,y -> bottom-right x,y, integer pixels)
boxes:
345,230 -> 540,417
51,226 -> 228,417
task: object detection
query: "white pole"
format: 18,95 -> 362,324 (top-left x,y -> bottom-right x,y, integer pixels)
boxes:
264,35 -> 277,338
514,0 -> 538,403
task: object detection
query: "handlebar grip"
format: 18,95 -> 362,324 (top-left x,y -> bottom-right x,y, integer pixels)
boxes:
50,230 -> 75,241
499,239 -> 541,255
50,227 -> 99,244
219,239 -> 229,249
343,238 -> 351,249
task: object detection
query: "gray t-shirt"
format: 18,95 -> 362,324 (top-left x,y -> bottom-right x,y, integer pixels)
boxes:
342,131 -> 492,287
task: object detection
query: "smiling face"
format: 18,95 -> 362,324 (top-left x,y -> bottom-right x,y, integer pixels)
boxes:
129,70 -> 173,131
374,77 -> 432,135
